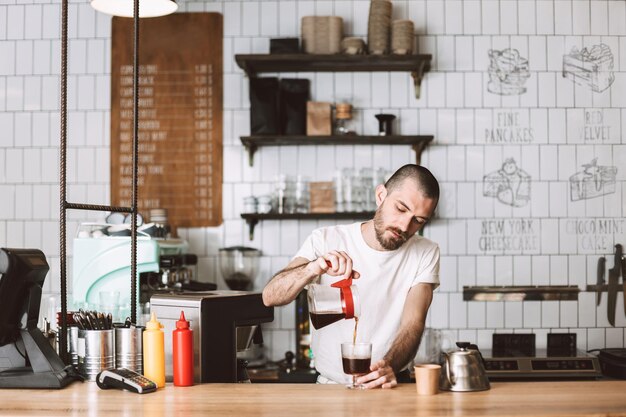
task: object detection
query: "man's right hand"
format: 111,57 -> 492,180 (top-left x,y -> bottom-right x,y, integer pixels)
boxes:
262,251 -> 360,307
305,250 -> 360,280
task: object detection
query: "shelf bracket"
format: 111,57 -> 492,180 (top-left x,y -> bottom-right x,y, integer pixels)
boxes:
411,60 -> 427,99
411,140 -> 429,165
244,217 -> 259,240
244,143 -> 258,167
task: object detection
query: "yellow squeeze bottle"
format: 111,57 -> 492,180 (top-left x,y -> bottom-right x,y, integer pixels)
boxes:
143,312 -> 165,388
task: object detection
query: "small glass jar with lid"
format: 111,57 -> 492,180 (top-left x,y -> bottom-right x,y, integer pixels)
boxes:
334,103 -> 353,135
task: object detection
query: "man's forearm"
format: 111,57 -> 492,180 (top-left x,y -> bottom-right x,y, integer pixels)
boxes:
383,324 -> 425,373
262,262 -> 319,306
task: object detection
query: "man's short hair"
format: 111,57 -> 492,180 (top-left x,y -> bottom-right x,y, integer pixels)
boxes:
384,164 -> 440,201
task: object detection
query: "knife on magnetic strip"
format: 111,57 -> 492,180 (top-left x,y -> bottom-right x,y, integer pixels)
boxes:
607,244 -> 622,327
596,256 -> 606,306
622,247 -> 626,317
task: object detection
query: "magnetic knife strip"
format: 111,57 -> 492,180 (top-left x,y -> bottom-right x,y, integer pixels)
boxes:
586,244 -> 625,327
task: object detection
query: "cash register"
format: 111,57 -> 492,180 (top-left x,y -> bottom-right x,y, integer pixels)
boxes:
0,248 -> 78,388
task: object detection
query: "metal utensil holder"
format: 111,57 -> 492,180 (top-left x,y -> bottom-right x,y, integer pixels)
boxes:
77,329 -> 115,381
115,326 -> 144,373
68,326 -> 79,366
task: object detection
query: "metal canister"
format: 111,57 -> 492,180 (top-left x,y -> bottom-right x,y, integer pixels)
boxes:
68,326 -> 79,366
77,329 -> 114,381
115,326 -> 144,373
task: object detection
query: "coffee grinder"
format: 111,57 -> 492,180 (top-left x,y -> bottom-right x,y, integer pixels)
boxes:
150,291 -> 273,382
218,246 -> 261,291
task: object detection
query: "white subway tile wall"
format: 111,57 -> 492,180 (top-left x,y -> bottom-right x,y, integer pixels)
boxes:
0,0 -> 625,361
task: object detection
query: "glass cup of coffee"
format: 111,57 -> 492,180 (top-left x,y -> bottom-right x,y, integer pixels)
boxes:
341,342 -> 372,389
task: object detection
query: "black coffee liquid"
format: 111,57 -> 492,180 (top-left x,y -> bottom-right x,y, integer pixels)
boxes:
309,312 -> 346,329
342,357 -> 371,375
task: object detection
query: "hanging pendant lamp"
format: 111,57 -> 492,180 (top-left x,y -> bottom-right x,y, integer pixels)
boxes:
90,0 -> 177,18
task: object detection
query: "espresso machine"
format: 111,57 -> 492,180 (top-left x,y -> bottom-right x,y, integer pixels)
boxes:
150,291 -> 273,382
139,253 -> 218,306
72,221 -> 216,317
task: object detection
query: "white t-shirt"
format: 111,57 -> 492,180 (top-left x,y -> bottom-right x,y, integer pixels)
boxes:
294,222 -> 440,384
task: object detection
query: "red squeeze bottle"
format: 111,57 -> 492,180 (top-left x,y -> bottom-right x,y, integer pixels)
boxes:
173,311 -> 194,386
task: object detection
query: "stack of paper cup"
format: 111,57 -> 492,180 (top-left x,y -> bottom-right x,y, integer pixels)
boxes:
391,20 -> 414,55
368,0 -> 392,54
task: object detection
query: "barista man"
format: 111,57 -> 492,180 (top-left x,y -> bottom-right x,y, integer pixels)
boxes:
262,164 -> 440,389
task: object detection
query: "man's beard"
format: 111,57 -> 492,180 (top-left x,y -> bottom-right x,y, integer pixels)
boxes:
373,207 -> 409,250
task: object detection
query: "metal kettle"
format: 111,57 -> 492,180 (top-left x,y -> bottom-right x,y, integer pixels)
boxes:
439,342 -> 490,392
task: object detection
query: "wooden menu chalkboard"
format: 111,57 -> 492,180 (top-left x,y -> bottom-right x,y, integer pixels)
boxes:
111,13 -> 223,229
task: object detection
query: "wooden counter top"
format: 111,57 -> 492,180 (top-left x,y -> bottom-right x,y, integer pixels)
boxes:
1,380 -> 625,417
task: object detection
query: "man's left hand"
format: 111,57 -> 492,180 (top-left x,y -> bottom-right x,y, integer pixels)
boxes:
355,360 -> 397,389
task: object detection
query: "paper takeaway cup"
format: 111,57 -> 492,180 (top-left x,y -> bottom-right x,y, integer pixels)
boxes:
414,364 -> 441,395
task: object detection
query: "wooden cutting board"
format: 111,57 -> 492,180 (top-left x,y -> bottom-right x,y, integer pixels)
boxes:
111,13 -> 223,229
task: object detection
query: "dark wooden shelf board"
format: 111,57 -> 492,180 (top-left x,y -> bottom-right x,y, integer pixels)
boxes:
463,286 -> 580,301
241,212 -> 375,240
241,212 -> 374,221
234,53 -> 432,98
235,53 -> 431,75
240,135 -> 434,166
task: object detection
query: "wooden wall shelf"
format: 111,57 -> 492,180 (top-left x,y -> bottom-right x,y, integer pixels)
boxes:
234,54 -> 432,97
240,135 -> 433,166
463,286 -> 581,301
241,212 -> 375,240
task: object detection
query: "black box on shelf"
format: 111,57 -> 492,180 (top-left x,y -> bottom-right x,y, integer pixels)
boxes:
249,77 -> 310,136
250,77 -> 280,135
270,38 -> 300,54
279,79 -> 309,135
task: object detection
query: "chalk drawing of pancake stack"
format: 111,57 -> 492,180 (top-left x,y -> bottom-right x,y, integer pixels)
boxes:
569,158 -> 617,201
562,44 -> 615,93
